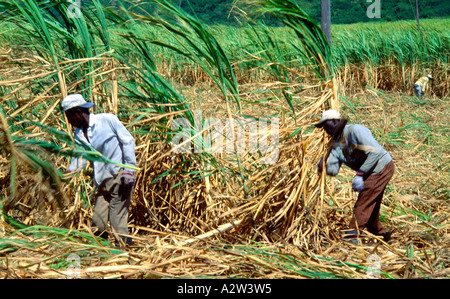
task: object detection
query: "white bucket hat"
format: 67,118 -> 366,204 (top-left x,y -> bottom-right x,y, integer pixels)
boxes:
61,94 -> 94,112
315,109 -> 341,128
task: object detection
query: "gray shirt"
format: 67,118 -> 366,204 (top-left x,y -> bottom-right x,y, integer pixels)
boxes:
326,124 -> 392,176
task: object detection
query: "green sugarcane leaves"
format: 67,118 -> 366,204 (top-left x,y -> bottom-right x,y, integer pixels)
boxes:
242,0 -> 333,80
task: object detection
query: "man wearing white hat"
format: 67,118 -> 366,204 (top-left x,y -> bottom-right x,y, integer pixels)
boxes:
414,74 -> 433,99
62,94 -> 136,247
316,110 -> 395,243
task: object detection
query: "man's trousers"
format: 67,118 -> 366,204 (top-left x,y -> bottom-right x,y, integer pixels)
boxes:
92,172 -> 133,246
349,161 -> 395,235
414,84 -> 424,98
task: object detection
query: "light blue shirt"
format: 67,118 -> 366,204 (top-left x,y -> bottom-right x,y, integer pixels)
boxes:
326,124 -> 392,176
68,113 -> 136,186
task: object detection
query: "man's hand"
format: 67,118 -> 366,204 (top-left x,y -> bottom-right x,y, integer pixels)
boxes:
352,175 -> 364,192
317,158 -> 324,173
123,172 -> 135,186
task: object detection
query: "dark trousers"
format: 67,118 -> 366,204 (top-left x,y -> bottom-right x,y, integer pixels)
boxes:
349,161 -> 395,235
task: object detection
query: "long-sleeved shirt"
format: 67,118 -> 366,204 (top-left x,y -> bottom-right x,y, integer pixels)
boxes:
325,124 -> 392,177
414,76 -> 430,92
67,113 -> 136,186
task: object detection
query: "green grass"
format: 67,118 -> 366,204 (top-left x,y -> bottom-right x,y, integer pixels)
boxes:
331,19 -> 450,66
129,17 -> 450,75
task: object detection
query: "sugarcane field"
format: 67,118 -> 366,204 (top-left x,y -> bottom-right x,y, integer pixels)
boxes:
0,0 -> 449,281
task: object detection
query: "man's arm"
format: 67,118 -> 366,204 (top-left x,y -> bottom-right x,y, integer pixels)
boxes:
66,130 -> 88,173
108,114 -> 137,173
324,148 -> 342,176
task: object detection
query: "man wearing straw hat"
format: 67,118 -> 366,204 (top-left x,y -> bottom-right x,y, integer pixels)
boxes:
414,74 -> 433,98
61,94 -> 136,247
316,110 -> 395,244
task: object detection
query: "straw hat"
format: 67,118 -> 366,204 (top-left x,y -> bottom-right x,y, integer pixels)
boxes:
61,94 -> 94,112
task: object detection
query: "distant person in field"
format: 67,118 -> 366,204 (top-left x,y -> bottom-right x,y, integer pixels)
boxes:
62,94 -> 136,247
316,110 -> 395,243
414,74 -> 433,98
